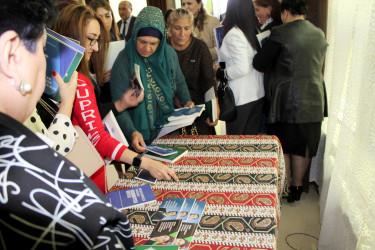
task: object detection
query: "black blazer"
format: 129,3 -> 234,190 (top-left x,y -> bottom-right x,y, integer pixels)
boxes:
117,16 -> 136,42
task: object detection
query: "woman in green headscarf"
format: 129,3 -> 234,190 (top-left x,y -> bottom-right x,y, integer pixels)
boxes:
111,6 -> 193,152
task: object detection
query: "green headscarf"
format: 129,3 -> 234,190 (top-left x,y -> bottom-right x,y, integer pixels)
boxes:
125,6 -> 174,141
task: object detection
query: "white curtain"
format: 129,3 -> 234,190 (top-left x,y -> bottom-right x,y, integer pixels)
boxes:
319,0 -> 375,249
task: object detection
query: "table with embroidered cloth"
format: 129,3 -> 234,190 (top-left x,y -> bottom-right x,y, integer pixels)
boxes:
110,135 -> 286,249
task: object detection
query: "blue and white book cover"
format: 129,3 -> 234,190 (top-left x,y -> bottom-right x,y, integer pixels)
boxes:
167,105 -> 205,121
145,145 -> 177,156
106,184 -> 156,209
44,28 -> 85,101
177,198 -> 196,222
186,200 -> 206,224
152,198 -> 186,222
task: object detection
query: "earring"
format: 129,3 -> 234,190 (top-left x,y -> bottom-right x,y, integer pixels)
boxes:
20,81 -> 32,95
10,78 -> 32,95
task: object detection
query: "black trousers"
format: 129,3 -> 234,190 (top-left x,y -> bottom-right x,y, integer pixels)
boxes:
226,97 -> 264,135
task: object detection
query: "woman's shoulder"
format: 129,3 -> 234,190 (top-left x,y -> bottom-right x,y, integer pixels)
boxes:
204,14 -> 221,27
226,26 -> 246,38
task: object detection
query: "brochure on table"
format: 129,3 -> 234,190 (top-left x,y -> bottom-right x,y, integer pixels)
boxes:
106,184 -> 156,210
143,146 -> 188,164
152,198 -> 186,222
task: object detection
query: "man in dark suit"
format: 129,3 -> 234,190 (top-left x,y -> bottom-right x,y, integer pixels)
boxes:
117,1 -> 136,42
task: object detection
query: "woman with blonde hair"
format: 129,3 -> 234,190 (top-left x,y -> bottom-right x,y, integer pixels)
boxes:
167,8 -> 219,134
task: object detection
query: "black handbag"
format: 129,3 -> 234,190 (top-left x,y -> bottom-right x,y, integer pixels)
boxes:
218,77 -> 237,122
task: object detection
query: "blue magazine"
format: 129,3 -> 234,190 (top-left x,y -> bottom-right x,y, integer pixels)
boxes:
44,28 -> 85,101
106,184 -> 156,209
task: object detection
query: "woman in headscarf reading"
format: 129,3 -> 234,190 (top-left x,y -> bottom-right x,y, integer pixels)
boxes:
111,6 -> 193,152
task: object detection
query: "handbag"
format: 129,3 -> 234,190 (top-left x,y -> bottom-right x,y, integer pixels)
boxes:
218,77 -> 237,122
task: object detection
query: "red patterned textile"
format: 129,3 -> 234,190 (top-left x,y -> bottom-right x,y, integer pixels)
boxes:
111,135 -> 286,249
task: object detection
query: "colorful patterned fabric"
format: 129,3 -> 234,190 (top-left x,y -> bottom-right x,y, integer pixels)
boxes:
111,135 -> 286,249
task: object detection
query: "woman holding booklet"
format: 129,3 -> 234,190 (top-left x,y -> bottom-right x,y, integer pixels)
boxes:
0,0 -> 135,248
167,8 -> 219,135
111,6 -> 194,152
53,3 -> 178,194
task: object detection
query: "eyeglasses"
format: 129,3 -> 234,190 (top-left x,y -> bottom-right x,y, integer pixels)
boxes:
87,37 -> 101,46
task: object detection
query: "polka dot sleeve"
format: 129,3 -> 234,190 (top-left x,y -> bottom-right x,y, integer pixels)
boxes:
47,114 -> 77,155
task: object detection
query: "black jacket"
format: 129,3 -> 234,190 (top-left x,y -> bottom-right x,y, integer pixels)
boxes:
117,15 -> 136,42
254,20 -> 328,124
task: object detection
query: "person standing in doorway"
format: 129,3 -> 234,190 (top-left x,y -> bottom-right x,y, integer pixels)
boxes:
117,0 -> 136,41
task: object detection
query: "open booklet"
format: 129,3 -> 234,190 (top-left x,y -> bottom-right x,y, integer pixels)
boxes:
157,104 -> 205,138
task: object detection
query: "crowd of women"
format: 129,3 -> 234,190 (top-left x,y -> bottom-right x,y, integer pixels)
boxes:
0,0 -> 327,248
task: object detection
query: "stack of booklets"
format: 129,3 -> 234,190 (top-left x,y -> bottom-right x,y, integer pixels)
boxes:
141,198 -> 206,249
44,28 -> 85,102
143,145 -> 188,164
106,184 -> 156,210
157,105 -> 205,138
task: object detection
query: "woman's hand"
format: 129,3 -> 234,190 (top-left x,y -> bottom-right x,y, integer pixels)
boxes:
205,117 -> 218,127
115,88 -> 144,113
131,131 -> 147,153
141,156 -> 179,182
184,101 -> 195,108
103,69 -> 111,83
54,70 -> 78,116
213,64 -> 221,73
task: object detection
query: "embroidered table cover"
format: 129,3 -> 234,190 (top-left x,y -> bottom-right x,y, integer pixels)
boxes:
111,135 -> 286,249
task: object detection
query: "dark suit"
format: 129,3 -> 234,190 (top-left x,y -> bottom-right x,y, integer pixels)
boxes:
117,16 -> 136,42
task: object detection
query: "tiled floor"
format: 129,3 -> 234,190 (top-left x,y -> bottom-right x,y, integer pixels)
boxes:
277,184 -> 321,250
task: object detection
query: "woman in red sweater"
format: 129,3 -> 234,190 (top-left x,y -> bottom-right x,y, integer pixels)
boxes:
53,3 -> 178,193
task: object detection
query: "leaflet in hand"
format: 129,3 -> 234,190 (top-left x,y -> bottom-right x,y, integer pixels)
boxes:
167,105 -> 205,122
157,105 -> 205,138
256,30 -> 271,47
131,63 -> 144,97
103,110 -> 128,165
104,40 -> 125,70
204,87 -> 217,123
106,184 -> 156,210
44,28 -> 85,102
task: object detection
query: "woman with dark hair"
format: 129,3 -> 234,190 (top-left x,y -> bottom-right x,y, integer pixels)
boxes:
53,4 -> 179,194
0,0 -> 135,248
167,8 -> 219,135
111,6 -> 194,152
89,0 -> 121,41
182,0 -> 221,62
213,0 -> 264,135
253,0 -> 328,202
253,0 -> 282,31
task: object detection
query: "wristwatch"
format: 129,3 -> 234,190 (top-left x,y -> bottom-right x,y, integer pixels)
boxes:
132,154 -> 143,169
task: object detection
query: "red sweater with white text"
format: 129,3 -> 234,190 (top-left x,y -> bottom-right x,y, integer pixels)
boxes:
72,73 -> 127,192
